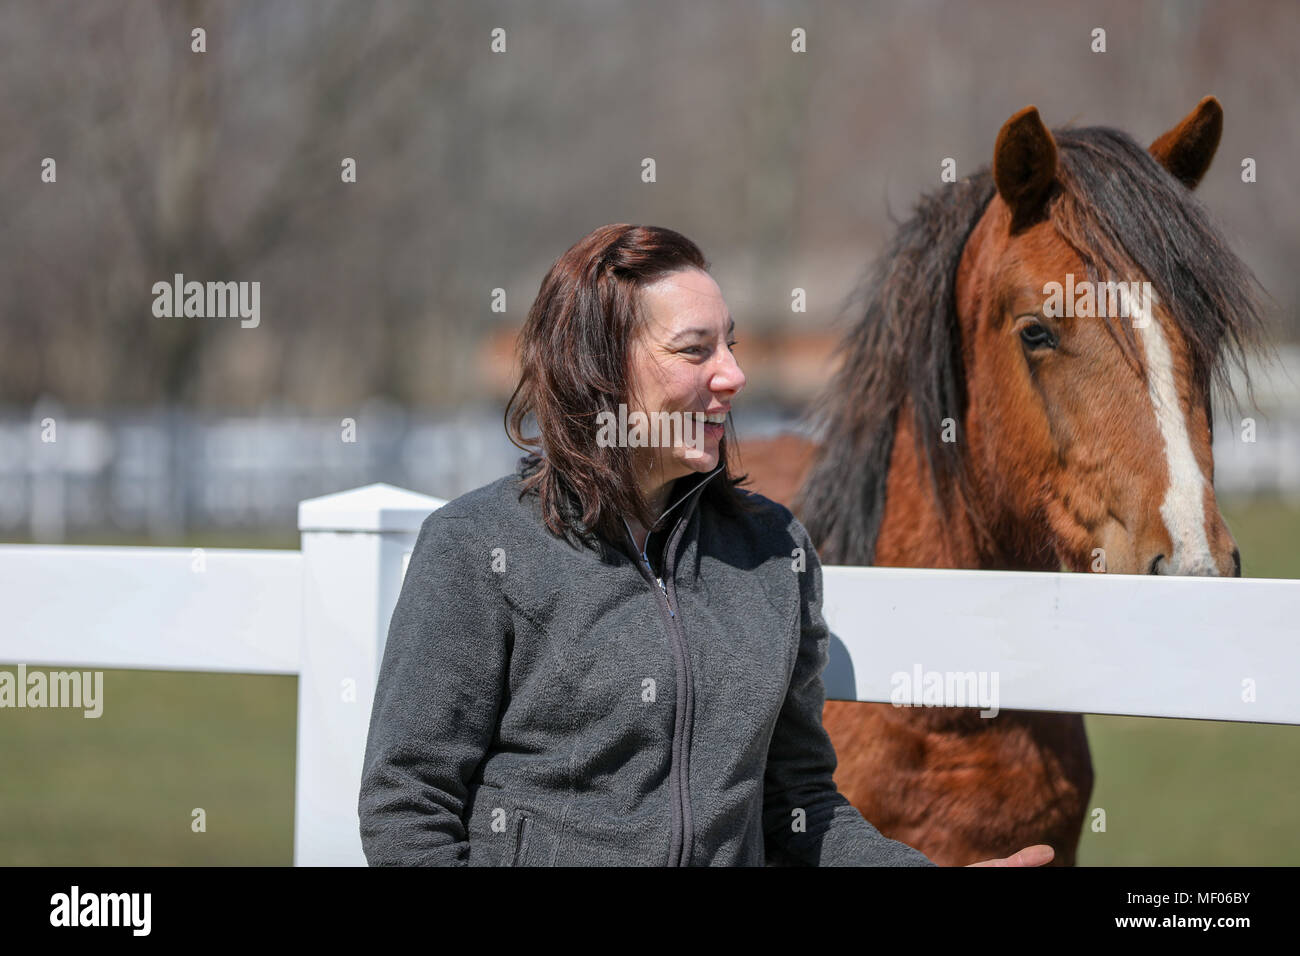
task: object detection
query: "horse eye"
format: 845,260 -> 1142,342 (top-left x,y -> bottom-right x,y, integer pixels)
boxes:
1019,322 -> 1056,350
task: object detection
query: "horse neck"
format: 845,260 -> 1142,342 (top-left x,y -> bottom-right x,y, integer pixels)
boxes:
872,401 -> 1057,572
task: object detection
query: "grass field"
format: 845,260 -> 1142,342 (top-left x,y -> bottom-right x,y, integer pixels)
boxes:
1,494 -> 1297,865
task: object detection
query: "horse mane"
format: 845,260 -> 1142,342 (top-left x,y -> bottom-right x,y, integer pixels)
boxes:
797,124 -> 1269,566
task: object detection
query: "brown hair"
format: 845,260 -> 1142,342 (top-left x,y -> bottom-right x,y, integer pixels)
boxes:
505,223 -> 760,548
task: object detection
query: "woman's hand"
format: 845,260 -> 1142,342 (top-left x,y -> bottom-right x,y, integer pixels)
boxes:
966,844 -> 1055,867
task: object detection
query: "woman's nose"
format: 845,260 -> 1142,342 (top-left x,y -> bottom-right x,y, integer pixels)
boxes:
717,349 -> 745,393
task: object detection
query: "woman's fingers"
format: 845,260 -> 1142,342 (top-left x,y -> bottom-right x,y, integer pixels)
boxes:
966,844 -> 1055,867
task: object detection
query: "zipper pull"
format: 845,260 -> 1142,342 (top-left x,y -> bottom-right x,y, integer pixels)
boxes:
633,532 -> 674,615
657,578 -> 675,616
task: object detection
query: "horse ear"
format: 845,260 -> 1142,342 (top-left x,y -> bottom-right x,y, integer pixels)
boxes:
993,105 -> 1058,232
1149,96 -> 1223,190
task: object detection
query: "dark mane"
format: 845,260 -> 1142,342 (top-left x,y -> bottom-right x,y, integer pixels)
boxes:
794,171 -> 995,564
1051,126 -> 1266,413
797,124 -> 1269,566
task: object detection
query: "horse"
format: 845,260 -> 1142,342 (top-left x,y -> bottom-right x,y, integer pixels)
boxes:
736,98 -> 1267,866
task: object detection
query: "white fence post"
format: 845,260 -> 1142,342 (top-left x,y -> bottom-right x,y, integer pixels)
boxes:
294,482 -> 446,866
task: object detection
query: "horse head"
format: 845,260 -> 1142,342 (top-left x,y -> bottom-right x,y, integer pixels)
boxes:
799,98 -> 1266,578
960,98 -> 1259,575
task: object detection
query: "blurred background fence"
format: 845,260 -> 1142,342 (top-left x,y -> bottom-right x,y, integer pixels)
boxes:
0,400 -> 817,542
4,343 -> 1298,544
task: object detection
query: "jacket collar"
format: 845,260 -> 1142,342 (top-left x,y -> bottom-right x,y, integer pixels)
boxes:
515,454 -> 725,560
621,463 -> 725,566
645,462 -> 726,530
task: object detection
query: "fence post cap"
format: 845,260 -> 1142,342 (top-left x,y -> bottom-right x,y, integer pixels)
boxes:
298,483 -> 447,534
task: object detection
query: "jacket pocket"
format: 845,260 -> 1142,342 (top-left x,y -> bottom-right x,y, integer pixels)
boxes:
508,806 -> 565,866
508,810 -> 533,867
464,783 -> 561,866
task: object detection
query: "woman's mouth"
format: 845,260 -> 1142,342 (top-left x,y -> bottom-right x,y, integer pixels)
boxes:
701,412 -> 726,441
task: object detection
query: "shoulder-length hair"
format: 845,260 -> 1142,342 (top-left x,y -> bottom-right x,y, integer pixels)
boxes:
505,223 -> 761,547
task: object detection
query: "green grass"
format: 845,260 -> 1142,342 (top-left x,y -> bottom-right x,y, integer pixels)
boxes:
1078,715 -> 1300,866
0,669 -> 296,865
1219,494 -> 1300,579
0,494 -> 1296,865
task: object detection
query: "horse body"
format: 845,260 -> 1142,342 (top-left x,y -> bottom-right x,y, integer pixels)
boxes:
743,415 -> 1096,865
736,98 -> 1266,865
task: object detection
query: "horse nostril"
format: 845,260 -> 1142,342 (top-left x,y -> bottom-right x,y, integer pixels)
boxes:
1231,547 -> 1242,578
1148,554 -> 1164,575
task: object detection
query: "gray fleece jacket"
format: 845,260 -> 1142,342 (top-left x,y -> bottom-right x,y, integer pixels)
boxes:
357,454 -> 936,867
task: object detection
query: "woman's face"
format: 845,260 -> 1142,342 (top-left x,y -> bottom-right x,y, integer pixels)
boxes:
625,267 -> 745,490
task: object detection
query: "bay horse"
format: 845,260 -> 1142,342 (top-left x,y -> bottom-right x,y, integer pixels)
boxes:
738,98 -> 1266,865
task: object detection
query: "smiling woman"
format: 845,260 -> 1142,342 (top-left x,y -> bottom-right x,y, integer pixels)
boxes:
592,271 -> 740,475
356,222 -> 1050,867
503,224 -> 757,550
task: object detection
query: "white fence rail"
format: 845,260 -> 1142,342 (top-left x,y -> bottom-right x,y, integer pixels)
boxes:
1,483 -> 1297,865
821,566 -> 1300,725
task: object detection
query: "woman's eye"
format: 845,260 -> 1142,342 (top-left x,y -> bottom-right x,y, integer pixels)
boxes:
682,341 -> 737,356
1019,322 -> 1056,350
726,340 -> 738,351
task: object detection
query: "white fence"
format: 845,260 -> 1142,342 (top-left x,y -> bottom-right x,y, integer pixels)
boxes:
1,483 -> 1297,865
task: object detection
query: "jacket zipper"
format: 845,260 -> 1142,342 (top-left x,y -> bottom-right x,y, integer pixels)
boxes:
626,523 -> 688,865
636,540 -> 672,612
622,466 -> 723,867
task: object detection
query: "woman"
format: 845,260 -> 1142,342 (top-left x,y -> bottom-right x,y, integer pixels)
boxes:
357,223 -> 1053,867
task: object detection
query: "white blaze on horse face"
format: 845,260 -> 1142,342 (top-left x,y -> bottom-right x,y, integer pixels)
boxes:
1126,283 -> 1217,575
